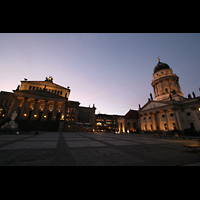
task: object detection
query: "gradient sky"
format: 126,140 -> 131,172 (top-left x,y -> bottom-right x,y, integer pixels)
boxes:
0,33 -> 200,115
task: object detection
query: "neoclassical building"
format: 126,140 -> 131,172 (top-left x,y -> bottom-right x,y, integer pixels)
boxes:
139,58 -> 200,133
0,76 -> 96,132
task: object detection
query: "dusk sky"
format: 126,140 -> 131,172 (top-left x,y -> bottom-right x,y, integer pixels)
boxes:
0,33 -> 200,115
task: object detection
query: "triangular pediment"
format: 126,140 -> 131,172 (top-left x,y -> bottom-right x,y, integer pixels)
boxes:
140,100 -> 169,111
21,80 -> 69,90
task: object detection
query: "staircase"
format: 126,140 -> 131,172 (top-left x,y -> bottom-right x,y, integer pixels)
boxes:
15,120 -> 60,132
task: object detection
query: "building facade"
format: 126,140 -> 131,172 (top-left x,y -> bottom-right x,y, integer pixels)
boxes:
95,113 -> 123,132
139,58 -> 200,133
0,76 -> 96,132
118,110 -> 139,133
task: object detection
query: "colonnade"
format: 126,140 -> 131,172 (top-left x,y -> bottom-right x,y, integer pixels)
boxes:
6,97 -> 66,121
140,109 -> 180,132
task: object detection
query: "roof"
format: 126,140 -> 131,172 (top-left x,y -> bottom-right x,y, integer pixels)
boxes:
154,61 -> 170,74
21,80 -> 69,90
124,110 -> 139,119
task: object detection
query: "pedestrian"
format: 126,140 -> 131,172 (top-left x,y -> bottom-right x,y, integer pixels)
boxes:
35,127 -> 39,135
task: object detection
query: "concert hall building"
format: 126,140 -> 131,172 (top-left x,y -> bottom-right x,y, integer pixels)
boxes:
0,76 -> 96,132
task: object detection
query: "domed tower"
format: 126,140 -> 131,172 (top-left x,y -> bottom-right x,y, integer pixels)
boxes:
151,57 -> 183,101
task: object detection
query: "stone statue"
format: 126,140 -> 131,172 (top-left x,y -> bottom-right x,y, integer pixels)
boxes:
16,85 -> 20,90
150,93 -> 153,100
188,94 -> 192,99
192,91 -> 196,98
1,111 -> 18,130
11,111 -> 18,121
139,104 -> 141,109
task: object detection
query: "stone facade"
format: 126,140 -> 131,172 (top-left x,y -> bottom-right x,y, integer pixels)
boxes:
0,76 -> 96,132
139,58 -> 200,133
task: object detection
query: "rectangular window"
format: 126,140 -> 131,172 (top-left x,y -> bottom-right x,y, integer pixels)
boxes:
170,113 -> 174,117
29,86 -> 32,90
164,123 -> 167,130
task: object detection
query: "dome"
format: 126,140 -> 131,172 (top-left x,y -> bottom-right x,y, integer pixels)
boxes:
154,58 -> 170,74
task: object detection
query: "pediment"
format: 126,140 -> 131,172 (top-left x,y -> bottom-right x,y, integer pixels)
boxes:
22,80 -> 68,90
140,101 -> 169,111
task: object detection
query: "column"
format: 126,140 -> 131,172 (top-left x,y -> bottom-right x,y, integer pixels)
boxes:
51,101 -> 57,121
150,112 -> 154,131
161,81 -> 164,94
61,102 -> 66,120
30,99 -> 39,120
6,98 -> 20,118
153,86 -> 156,98
140,114 -> 144,131
191,108 -> 200,131
173,108 -> 180,130
41,100 -> 48,121
163,110 -> 169,131
156,111 -> 161,131
145,113 -> 148,131
19,97 -> 28,119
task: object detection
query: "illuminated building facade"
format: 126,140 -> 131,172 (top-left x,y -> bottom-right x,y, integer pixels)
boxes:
139,58 -> 200,133
118,109 -> 139,133
0,76 -> 96,132
95,114 -> 123,132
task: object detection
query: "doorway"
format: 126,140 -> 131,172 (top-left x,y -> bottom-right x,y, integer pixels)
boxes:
56,113 -> 61,121
38,112 -> 42,121
28,111 -> 32,120
47,112 -> 52,121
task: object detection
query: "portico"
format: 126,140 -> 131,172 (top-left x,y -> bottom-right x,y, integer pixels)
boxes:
139,58 -> 200,133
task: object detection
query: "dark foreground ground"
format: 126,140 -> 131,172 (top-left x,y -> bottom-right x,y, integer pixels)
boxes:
0,132 -> 200,166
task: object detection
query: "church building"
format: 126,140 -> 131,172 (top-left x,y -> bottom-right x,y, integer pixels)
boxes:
0,76 -> 96,132
139,58 -> 200,133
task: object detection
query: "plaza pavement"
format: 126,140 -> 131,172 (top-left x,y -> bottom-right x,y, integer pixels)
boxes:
0,131 -> 200,166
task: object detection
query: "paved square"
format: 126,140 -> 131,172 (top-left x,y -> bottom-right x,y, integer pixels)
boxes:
103,140 -> 140,146
66,140 -> 107,148
0,132 -> 200,166
0,141 -> 57,150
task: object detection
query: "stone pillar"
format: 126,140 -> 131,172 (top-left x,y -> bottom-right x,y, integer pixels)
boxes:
163,110 -> 169,131
18,97 -> 28,119
145,113 -> 148,131
41,100 -> 48,121
150,112 -> 154,131
6,98 -> 20,118
140,114 -> 144,131
173,109 -> 180,130
61,102 -> 66,120
30,99 -> 39,120
191,108 -> 200,131
51,101 -> 57,121
156,111 -> 161,131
